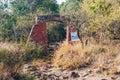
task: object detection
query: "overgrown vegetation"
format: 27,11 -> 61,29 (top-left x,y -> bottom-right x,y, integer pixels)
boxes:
47,23 -> 66,44
0,0 -> 60,42
60,0 -> 120,40
0,42 -> 45,79
53,41 -> 120,74
0,0 -> 120,79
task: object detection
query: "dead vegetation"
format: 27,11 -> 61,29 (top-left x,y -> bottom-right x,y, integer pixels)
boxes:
53,40 -> 120,75
0,42 -> 44,79
0,40 -> 119,79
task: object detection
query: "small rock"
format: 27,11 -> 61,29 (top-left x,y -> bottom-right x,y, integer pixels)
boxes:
29,66 -> 38,71
37,73 -> 42,77
48,74 -> 56,78
87,69 -> 92,73
63,76 -> 68,79
59,76 -> 64,80
101,79 -> 107,80
82,78 -> 86,80
82,72 -> 89,77
28,65 -> 34,68
34,71 -> 41,76
22,68 -> 28,73
40,74 -> 47,80
22,64 -> 31,69
94,68 -> 101,73
71,72 -> 80,78
1,72 -> 14,80
30,71 -> 35,75
111,76 -> 118,80
116,66 -> 120,74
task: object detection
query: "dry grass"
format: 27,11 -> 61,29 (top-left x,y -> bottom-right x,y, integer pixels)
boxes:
53,40 -> 120,73
0,41 -> 44,76
0,41 -> 119,75
0,42 -> 23,53
0,42 -> 24,74
32,59 -> 49,67
53,42 -> 98,69
0,62 -> 4,74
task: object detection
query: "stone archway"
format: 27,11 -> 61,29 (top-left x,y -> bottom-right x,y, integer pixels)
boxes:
27,14 -> 80,50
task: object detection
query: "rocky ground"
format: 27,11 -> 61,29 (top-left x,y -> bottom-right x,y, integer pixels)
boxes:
21,64 -> 120,80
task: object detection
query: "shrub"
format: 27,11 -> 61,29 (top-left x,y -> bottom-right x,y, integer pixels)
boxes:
0,43 -> 23,72
0,42 -> 45,79
53,41 -> 120,70
24,42 -> 44,61
53,42 -> 97,69
0,42 -> 45,71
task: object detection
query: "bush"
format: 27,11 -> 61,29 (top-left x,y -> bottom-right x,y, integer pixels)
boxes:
0,43 -> 23,72
0,42 -> 45,70
24,42 -> 45,61
53,41 -> 120,69
0,42 -> 45,79
53,42 -> 97,69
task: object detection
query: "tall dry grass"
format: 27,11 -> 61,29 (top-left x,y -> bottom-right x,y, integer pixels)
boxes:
0,41 -> 44,78
0,42 -> 23,74
0,42 -> 22,52
53,41 -> 120,74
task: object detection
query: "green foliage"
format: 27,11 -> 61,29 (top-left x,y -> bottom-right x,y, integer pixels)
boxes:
0,49 -> 20,69
59,0 -> 120,40
0,42 -> 46,79
80,0 -> 120,39
24,43 -> 44,61
0,14 -> 17,41
0,0 -> 9,11
0,0 -> 59,42
47,23 -> 66,43
11,0 -> 58,15
0,42 -> 44,75
59,0 -> 82,15
0,48 -> 22,73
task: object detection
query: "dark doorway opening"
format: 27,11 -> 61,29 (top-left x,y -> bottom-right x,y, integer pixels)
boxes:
47,22 -> 66,52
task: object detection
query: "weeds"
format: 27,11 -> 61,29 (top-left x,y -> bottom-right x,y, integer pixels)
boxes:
0,42 -> 45,79
53,42 -> 96,69
53,41 -> 120,72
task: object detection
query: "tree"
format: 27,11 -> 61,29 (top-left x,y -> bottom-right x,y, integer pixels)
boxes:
0,0 -> 59,42
0,14 -> 17,41
11,0 -> 58,15
59,0 -> 120,45
59,0 -> 83,15
80,0 -> 120,40
0,0 -> 17,41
